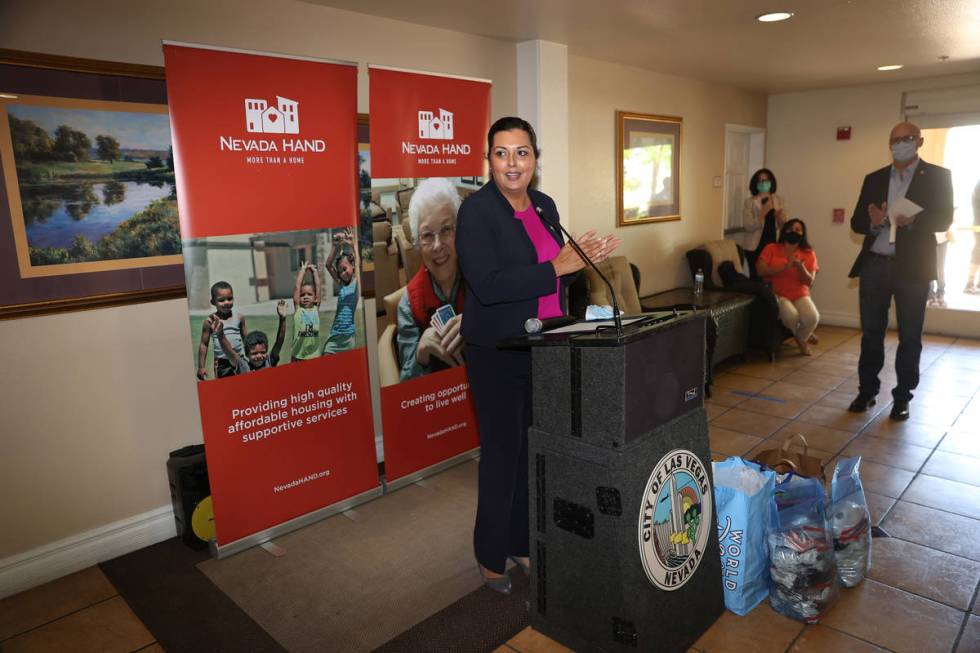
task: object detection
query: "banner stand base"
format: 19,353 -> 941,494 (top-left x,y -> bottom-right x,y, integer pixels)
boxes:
208,485 -> 384,560
383,448 -> 480,494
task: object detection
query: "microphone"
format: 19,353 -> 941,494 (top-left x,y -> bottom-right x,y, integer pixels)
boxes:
535,205 -> 623,337
524,315 -> 577,334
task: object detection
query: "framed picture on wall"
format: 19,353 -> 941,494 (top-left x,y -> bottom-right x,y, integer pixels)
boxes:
0,48 -> 185,318
616,111 -> 682,226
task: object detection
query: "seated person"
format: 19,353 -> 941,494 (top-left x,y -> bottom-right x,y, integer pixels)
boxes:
397,178 -> 465,381
756,219 -> 820,356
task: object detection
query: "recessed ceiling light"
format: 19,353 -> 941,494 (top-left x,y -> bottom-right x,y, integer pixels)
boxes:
877,65 -> 903,71
757,12 -> 794,22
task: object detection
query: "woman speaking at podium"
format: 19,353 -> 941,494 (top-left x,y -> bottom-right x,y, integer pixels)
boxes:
457,117 -> 620,593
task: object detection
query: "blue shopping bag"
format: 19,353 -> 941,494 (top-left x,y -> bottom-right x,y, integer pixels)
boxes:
712,457 -> 776,615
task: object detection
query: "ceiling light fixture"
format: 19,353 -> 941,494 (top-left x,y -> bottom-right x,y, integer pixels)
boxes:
757,12 -> 794,22
877,65 -> 903,71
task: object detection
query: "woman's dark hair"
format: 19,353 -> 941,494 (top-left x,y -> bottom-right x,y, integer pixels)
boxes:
748,168 -> 778,195
779,218 -> 812,250
487,116 -> 540,159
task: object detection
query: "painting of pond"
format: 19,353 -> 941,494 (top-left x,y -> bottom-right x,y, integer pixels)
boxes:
1,98 -> 181,273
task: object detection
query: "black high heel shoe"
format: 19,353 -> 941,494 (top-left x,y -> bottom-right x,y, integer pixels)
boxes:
508,556 -> 530,576
478,565 -> 512,595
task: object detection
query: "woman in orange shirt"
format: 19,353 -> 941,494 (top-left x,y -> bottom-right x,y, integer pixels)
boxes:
756,219 -> 820,356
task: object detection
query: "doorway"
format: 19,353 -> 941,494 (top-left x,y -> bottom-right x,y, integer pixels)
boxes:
722,125 -> 765,251
920,125 -> 980,313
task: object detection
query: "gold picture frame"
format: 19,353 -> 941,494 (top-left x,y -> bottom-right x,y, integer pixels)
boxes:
0,48 -> 185,319
616,111 -> 682,226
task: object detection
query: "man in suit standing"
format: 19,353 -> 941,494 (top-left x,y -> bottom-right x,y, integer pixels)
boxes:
847,122 -> 954,421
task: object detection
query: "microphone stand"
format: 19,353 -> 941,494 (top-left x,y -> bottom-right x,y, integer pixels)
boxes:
540,208 -> 623,338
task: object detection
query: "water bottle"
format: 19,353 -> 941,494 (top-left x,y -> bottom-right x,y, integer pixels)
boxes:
694,268 -> 704,298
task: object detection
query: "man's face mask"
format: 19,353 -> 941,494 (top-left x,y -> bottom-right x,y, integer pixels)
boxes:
891,139 -> 918,163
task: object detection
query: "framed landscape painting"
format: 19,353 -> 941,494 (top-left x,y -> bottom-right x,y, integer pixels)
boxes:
616,111 -> 682,226
0,49 -> 185,318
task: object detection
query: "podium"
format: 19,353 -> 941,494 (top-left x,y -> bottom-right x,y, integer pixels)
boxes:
506,312 -> 724,652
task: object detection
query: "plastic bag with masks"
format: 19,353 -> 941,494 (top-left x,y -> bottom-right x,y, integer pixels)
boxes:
767,472 -> 839,623
830,456 -> 872,587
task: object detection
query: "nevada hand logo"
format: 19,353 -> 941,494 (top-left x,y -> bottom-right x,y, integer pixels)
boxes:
418,108 -> 454,140
220,95 -> 325,158
245,96 -> 299,134
403,107 -> 470,159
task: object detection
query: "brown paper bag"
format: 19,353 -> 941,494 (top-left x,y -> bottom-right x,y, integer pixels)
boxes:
750,433 -> 826,484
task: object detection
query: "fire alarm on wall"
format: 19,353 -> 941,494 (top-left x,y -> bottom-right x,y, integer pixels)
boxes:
837,126 -> 851,140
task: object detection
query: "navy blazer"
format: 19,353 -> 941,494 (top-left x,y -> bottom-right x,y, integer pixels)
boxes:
456,180 -> 568,347
849,159 -> 953,282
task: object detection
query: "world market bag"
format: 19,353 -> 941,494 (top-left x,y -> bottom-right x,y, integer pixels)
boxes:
712,457 -> 776,615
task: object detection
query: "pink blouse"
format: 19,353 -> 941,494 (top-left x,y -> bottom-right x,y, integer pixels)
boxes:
515,205 -> 562,319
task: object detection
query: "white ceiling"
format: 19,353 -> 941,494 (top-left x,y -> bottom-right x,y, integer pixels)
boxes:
302,0 -> 980,92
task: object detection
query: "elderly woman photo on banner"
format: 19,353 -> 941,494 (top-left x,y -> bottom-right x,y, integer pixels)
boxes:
372,172 -> 481,386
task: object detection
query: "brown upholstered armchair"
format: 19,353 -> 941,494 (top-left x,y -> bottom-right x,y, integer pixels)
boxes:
372,219 -> 401,306
567,256 -> 642,318
377,287 -> 406,387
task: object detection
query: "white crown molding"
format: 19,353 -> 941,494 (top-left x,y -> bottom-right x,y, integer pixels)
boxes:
0,505 -> 176,600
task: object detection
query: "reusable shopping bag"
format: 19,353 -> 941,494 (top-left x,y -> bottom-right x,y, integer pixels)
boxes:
712,457 -> 776,615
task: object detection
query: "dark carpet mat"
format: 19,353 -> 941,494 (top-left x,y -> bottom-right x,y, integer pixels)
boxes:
99,537 -> 286,653
372,567 -> 529,653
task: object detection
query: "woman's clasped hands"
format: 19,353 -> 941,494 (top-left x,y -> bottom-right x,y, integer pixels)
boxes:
551,230 -> 623,277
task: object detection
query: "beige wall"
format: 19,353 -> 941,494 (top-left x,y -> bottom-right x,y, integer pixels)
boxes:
567,55 -> 768,295
0,0 -> 769,564
0,0 -> 517,560
767,72 -> 980,334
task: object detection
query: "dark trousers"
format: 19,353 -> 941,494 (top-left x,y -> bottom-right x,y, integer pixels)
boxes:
858,256 -> 930,402
465,343 -> 532,574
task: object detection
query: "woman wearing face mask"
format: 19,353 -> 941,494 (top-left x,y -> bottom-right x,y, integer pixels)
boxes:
743,168 -> 788,278
456,116 -> 620,594
756,219 -> 819,356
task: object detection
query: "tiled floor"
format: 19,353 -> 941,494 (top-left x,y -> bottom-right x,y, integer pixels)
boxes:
495,326 -> 980,653
2,327 -> 978,653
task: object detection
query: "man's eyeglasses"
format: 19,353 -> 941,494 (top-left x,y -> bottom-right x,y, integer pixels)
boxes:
889,134 -> 918,145
418,224 -> 456,247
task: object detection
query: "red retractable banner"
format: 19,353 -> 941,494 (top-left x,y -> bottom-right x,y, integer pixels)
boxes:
368,67 -> 489,481
164,44 -> 379,546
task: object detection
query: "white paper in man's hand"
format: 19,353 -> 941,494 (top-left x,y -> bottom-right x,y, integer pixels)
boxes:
888,197 -> 924,243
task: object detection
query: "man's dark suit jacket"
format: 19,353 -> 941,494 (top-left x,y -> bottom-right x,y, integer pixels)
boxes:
456,179 -> 569,347
849,159 -> 954,282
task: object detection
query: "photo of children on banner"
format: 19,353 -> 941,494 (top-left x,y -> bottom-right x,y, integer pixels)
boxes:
291,261 -> 320,361
187,228 -> 365,381
323,227 -> 360,355
211,299 -> 287,373
197,280 -> 248,380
